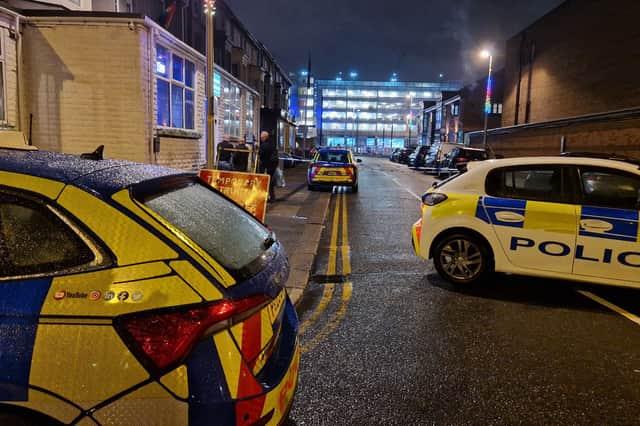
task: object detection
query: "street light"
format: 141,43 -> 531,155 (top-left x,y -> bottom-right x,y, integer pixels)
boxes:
204,0 -> 216,167
405,92 -> 416,146
480,49 -> 493,149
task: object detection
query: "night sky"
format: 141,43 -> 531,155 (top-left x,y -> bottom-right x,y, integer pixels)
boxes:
230,0 -> 564,83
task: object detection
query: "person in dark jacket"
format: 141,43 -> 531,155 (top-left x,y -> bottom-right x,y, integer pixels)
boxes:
258,131 -> 279,201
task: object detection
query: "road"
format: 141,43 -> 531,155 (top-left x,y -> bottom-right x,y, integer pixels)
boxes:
287,157 -> 640,425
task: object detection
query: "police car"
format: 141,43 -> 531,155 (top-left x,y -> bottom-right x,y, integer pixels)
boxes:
412,154 -> 640,288
307,148 -> 360,192
0,146 -> 299,425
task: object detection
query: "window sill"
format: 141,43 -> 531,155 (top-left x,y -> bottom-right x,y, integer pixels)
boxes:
156,128 -> 203,139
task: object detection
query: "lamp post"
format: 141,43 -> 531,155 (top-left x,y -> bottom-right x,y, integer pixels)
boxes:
406,92 -> 415,146
353,108 -> 361,152
204,0 -> 216,168
480,49 -> 493,149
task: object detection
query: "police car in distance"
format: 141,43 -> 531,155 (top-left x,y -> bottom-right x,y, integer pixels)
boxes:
307,148 -> 361,192
412,154 -> 640,288
0,145 -> 299,425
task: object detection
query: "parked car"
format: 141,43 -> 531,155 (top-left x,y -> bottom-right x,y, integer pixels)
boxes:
390,148 -> 403,162
438,147 -> 488,176
307,148 -> 360,192
397,147 -> 414,164
0,145 -> 300,425
408,146 -> 431,169
412,154 -> 640,287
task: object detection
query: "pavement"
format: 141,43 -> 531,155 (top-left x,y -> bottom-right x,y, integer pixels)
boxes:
265,163 -> 331,305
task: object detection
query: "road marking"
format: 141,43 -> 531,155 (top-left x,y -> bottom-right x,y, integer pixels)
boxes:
341,192 -> 351,275
301,282 -> 353,354
391,177 -> 422,201
327,194 -> 341,276
298,283 -> 335,336
577,290 -> 640,327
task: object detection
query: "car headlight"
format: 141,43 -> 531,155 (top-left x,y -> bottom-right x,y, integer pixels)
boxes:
421,192 -> 448,206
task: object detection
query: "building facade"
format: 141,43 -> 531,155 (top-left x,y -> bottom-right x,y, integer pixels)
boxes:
467,0 -> 640,157
422,70 -> 504,146
1,0 -> 292,169
313,79 -> 462,154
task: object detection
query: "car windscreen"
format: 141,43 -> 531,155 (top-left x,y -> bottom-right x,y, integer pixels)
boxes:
318,150 -> 349,163
137,180 -> 271,274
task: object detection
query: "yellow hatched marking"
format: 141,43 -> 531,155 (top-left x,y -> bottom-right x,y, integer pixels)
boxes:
10,388 -> 80,424
160,365 -> 189,399
231,322 -> 244,350
213,332 -> 242,399
327,194 -> 341,276
298,284 -> 335,336
92,382 -> 188,425
260,308 -> 275,349
0,171 -> 65,199
112,190 -> 236,287
301,282 -> 353,354
30,325 -> 149,407
59,186 -> 177,265
170,260 -> 224,301
341,193 -> 351,275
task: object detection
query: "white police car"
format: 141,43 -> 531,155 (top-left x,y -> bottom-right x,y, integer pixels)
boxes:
412,154 -> 640,288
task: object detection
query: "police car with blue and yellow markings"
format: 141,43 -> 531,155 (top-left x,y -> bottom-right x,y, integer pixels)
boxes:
0,146 -> 299,425
412,154 -> 640,288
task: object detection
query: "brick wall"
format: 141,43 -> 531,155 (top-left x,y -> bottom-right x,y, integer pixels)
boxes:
502,0 -> 640,126
23,21 -> 149,161
469,116 -> 640,158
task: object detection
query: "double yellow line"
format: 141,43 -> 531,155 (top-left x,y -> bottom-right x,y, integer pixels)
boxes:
300,190 -> 353,354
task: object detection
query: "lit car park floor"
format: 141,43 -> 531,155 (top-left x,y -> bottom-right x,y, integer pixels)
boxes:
288,157 -> 640,425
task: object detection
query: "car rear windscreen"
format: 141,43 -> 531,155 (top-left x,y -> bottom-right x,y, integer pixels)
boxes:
140,181 -> 271,273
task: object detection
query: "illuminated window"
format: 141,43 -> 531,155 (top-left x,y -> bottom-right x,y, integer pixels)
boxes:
156,45 -> 195,130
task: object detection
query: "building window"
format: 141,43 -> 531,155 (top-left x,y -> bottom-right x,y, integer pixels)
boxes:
156,45 -> 195,130
222,78 -> 241,138
245,94 -> 254,141
452,103 -> 459,116
492,103 -> 503,115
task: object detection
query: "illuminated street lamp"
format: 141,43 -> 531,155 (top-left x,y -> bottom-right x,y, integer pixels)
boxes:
480,49 -> 493,149
204,0 -> 216,167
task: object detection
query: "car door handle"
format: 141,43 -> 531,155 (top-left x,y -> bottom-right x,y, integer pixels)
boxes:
580,219 -> 613,233
495,211 -> 525,223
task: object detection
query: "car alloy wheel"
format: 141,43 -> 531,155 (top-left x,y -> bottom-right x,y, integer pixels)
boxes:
433,233 -> 490,284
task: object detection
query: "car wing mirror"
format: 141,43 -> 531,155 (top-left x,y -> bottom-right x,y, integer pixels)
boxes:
356,158 -> 362,163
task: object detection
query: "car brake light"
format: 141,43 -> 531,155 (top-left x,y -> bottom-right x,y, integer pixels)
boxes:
421,192 -> 448,206
115,295 -> 268,374
455,157 -> 467,163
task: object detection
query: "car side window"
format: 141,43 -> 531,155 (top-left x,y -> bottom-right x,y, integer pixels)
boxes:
579,168 -> 640,210
486,166 -> 566,203
0,193 -> 96,278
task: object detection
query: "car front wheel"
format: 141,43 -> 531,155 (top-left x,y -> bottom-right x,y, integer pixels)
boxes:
433,233 -> 492,285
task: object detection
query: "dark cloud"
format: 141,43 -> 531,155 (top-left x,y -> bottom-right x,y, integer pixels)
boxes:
228,0 -> 565,83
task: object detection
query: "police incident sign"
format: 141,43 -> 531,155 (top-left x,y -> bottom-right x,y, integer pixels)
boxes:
199,169 -> 271,222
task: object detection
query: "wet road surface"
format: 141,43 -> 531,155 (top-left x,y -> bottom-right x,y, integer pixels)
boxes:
287,157 -> 640,425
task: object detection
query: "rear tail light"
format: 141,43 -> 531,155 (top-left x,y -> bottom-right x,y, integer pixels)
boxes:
455,157 -> 468,163
115,295 -> 268,374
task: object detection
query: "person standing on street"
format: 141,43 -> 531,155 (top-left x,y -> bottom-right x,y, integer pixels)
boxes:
258,131 -> 279,201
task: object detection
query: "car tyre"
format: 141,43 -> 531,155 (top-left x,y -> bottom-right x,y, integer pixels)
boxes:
307,184 -> 316,191
0,406 -> 63,426
433,232 -> 492,285
352,184 -> 358,193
